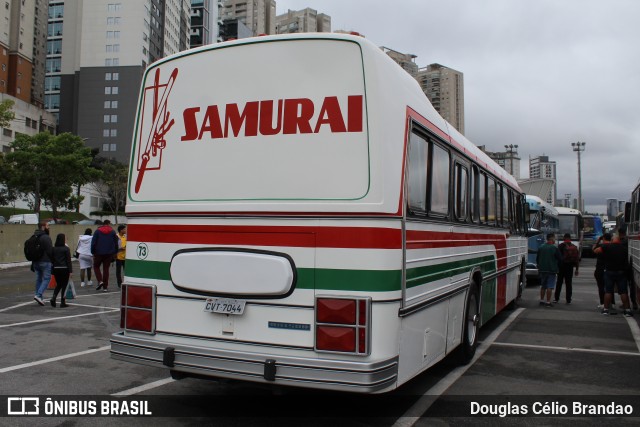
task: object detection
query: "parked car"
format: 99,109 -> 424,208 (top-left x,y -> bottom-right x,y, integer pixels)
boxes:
43,218 -> 69,224
7,213 -> 39,224
73,219 -> 103,225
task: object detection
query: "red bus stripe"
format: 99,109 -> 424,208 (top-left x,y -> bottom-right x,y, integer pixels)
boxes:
128,224 -> 403,249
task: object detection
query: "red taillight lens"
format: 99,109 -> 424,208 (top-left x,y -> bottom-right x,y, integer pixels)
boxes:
317,298 -> 356,324
316,326 -> 356,352
315,297 -> 370,355
127,286 -> 153,308
122,285 -> 155,334
125,308 -> 153,332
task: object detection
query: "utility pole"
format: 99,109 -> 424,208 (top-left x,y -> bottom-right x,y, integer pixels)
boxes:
571,142 -> 586,212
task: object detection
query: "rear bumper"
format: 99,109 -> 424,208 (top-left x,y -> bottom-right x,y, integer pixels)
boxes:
110,332 -> 398,393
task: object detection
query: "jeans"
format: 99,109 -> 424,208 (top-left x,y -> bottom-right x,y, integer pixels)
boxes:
34,261 -> 52,299
116,259 -> 125,287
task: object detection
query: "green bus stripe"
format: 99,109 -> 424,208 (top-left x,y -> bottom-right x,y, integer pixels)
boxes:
406,255 -> 496,288
127,256 -> 496,293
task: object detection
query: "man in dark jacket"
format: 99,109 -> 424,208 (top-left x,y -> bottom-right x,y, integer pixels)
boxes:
595,233 -> 632,317
32,221 -> 54,305
91,220 -> 119,292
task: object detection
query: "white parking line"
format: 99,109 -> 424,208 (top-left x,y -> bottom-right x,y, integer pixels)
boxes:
0,346 -> 110,374
0,309 -> 119,329
392,307 -> 525,427
0,302 -> 33,313
111,378 -> 176,396
625,316 -> 640,353
491,341 -> 640,357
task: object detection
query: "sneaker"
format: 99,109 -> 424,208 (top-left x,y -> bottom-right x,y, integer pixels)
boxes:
539,301 -> 545,306
34,296 -> 45,306
60,301 -> 68,308
88,280 -> 94,287
601,309 -> 609,315
566,301 -> 571,305
553,300 -> 559,304
597,304 -> 604,309
81,281 -> 86,287
102,288 -> 109,292
50,299 -> 56,308
624,310 -> 633,317
96,283 -> 104,291
545,302 -> 552,307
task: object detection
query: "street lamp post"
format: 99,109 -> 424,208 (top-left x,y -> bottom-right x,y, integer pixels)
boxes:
571,142 -> 586,212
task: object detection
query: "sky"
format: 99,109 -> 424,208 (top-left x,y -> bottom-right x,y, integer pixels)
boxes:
274,0 -> 640,214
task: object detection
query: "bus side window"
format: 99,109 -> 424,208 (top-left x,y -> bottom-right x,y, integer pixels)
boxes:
454,163 -> 468,222
470,166 -> 479,223
430,143 -> 450,216
479,172 -> 487,223
487,177 -> 496,226
407,132 -> 429,214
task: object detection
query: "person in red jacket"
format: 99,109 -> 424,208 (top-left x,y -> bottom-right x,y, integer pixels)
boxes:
91,220 -> 119,292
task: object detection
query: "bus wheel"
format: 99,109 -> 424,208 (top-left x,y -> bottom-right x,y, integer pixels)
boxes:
454,285 -> 479,365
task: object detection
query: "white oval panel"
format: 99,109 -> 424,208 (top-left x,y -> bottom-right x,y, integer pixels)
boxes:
170,250 -> 295,296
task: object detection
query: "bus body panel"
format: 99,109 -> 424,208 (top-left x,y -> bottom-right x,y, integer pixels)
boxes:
112,34 -> 527,393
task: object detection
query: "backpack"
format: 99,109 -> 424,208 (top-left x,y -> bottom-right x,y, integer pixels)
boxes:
24,234 -> 44,261
561,242 -> 579,265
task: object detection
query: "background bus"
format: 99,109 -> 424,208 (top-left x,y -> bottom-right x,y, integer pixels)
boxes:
625,178 -> 640,303
555,206 -> 584,256
581,214 -> 603,256
525,195 -> 559,282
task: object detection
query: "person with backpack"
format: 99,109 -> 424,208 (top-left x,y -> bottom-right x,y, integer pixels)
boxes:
27,221 -> 54,306
554,233 -> 580,304
50,233 -> 73,308
91,220 -> 119,292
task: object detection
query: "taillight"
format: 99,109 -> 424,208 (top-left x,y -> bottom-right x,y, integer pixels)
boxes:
121,284 -> 155,334
315,297 -> 370,355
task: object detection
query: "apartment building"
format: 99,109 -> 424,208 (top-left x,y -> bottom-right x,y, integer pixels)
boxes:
479,144 -> 521,180
529,155 -> 557,205
380,46 -> 418,77
416,63 -> 465,135
221,0 -> 275,36
190,0 -> 221,47
45,0 -> 191,164
275,8 -> 331,34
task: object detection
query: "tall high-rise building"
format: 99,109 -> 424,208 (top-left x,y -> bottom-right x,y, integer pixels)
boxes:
0,0 -> 48,107
416,64 -> 465,135
45,0 -> 191,164
529,155 -> 557,205
190,0 -> 220,48
275,8 -> 331,34
222,0 -> 275,36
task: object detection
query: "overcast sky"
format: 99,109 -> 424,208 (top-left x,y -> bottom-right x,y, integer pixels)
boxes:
275,0 -> 640,213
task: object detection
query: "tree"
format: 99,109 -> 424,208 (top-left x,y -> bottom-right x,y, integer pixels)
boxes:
0,99 -> 15,128
5,132 -> 97,215
91,157 -> 128,223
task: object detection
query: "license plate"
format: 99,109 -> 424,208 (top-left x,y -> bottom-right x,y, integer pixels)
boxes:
203,298 -> 246,315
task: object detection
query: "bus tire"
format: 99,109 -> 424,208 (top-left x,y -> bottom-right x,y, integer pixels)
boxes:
454,284 -> 479,365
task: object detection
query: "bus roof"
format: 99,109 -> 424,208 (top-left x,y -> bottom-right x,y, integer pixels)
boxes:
555,206 -> 582,216
525,195 -> 558,217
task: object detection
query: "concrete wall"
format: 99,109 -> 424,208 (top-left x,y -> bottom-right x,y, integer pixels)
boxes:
0,224 -> 104,263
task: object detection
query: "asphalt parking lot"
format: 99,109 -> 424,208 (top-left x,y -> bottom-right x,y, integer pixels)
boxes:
1,258 -> 639,426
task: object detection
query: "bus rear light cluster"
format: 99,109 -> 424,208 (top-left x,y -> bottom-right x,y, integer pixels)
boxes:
315,297 -> 370,355
120,284 -> 156,334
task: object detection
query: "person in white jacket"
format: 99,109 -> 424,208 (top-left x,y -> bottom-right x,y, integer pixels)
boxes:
76,228 -> 94,287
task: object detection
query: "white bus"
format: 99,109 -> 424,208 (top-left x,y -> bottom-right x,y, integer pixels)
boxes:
555,206 -> 584,255
110,34 -> 528,393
